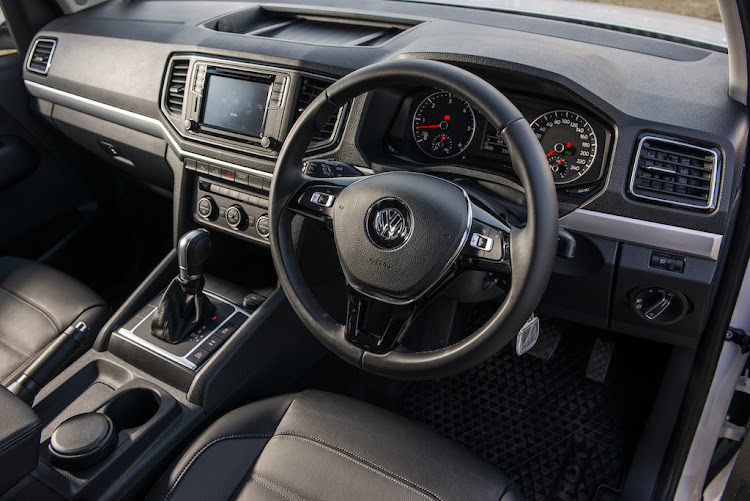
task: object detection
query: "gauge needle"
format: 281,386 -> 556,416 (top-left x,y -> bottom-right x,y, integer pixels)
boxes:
416,125 -> 442,129
556,158 -> 564,166
546,150 -> 555,157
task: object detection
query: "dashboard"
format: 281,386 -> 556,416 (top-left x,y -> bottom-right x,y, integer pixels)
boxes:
18,0 -> 749,348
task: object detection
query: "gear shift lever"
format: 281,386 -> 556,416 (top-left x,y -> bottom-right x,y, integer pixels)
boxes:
179,228 -> 211,281
151,229 -> 215,344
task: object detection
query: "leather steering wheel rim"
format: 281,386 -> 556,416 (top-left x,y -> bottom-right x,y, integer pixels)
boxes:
269,59 -> 558,380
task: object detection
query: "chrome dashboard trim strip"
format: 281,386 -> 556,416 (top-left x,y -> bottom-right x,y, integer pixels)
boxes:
23,80 -> 274,180
559,209 -> 723,260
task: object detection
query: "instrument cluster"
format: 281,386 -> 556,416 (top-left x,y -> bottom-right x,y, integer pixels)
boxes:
387,89 -> 612,190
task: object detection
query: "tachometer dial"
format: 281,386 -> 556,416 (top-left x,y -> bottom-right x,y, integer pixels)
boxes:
530,110 -> 598,184
412,91 -> 476,159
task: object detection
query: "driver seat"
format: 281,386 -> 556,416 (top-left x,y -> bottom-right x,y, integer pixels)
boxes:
147,390 -> 523,501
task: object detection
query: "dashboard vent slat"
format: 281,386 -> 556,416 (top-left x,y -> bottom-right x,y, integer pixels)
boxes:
293,77 -> 339,144
629,136 -> 720,210
164,59 -> 189,116
26,38 -> 56,75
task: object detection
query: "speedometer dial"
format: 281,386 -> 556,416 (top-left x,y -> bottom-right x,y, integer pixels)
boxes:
531,110 -> 598,184
412,91 -> 476,159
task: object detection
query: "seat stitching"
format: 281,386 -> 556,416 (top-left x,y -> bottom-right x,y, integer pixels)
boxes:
0,285 -> 61,332
271,434 -> 440,500
250,474 -> 310,501
0,334 -> 32,357
163,433 -> 273,501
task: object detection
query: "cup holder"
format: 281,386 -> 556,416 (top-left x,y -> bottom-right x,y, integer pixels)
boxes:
101,388 -> 160,431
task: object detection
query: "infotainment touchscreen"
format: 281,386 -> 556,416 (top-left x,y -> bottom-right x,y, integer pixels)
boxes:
200,74 -> 270,137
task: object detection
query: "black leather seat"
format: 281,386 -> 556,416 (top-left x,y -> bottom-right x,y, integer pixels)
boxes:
148,390 -> 523,501
0,257 -> 109,385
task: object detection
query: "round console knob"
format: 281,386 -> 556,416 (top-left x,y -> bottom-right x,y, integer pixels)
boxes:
256,215 -> 270,238
260,136 -> 277,150
633,287 -> 685,324
184,119 -> 198,131
49,412 -> 117,471
197,196 -> 217,220
226,204 -> 247,229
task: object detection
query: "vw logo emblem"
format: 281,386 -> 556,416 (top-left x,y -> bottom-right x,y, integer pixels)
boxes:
374,208 -> 407,241
366,198 -> 412,249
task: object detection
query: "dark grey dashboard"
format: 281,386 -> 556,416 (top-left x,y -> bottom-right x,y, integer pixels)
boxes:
19,0 -> 749,348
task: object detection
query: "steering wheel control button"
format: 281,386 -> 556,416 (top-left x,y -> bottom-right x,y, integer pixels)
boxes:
365,198 -> 413,250
226,205 -> 247,229
311,192 -> 335,208
256,215 -> 270,238
50,412 -> 117,471
197,196 -> 217,220
484,229 -> 505,261
470,233 -> 494,252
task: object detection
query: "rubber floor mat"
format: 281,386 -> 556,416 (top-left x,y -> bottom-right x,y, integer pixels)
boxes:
388,323 -> 664,501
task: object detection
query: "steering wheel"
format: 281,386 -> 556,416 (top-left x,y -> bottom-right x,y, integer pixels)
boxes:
269,59 -> 558,380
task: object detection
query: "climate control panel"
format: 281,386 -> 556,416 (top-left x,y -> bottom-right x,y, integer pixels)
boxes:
194,176 -> 269,244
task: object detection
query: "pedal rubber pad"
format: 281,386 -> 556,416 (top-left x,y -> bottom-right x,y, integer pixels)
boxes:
526,321 -> 561,361
586,337 -> 615,383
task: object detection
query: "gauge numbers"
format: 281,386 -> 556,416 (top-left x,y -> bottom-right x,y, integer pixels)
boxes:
412,92 -> 476,159
530,110 -> 598,183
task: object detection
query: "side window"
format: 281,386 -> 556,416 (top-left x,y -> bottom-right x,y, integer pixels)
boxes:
0,9 -> 17,56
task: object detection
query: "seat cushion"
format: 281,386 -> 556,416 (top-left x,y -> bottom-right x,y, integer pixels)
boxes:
147,390 -> 523,501
0,256 -> 109,385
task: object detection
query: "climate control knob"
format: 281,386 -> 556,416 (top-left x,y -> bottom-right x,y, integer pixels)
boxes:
197,196 -> 217,220
226,205 -> 247,229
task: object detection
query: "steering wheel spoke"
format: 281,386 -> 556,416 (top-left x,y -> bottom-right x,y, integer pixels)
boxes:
345,286 -> 419,354
459,201 -> 513,274
287,175 -> 359,226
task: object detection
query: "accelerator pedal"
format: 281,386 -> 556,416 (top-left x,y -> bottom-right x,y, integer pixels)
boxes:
586,337 -> 616,383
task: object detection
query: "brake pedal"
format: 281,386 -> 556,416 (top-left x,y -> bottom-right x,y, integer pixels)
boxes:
526,320 -> 562,361
586,337 -> 616,383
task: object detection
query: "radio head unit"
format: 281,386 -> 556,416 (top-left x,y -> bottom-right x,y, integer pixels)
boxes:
200,70 -> 271,138
182,59 -> 290,151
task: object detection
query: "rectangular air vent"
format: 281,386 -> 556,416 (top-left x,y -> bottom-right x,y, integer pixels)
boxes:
26,38 -> 56,75
164,59 -> 189,116
293,77 -> 340,144
630,136 -> 720,210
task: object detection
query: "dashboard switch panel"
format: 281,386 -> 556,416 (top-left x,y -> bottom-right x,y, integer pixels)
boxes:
193,174 -> 270,244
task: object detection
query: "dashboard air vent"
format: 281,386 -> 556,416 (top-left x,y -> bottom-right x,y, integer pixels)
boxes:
630,136 -> 720,210
26,38 -> 56,75
293,77 -> 338,144
164,59 -> 189,116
